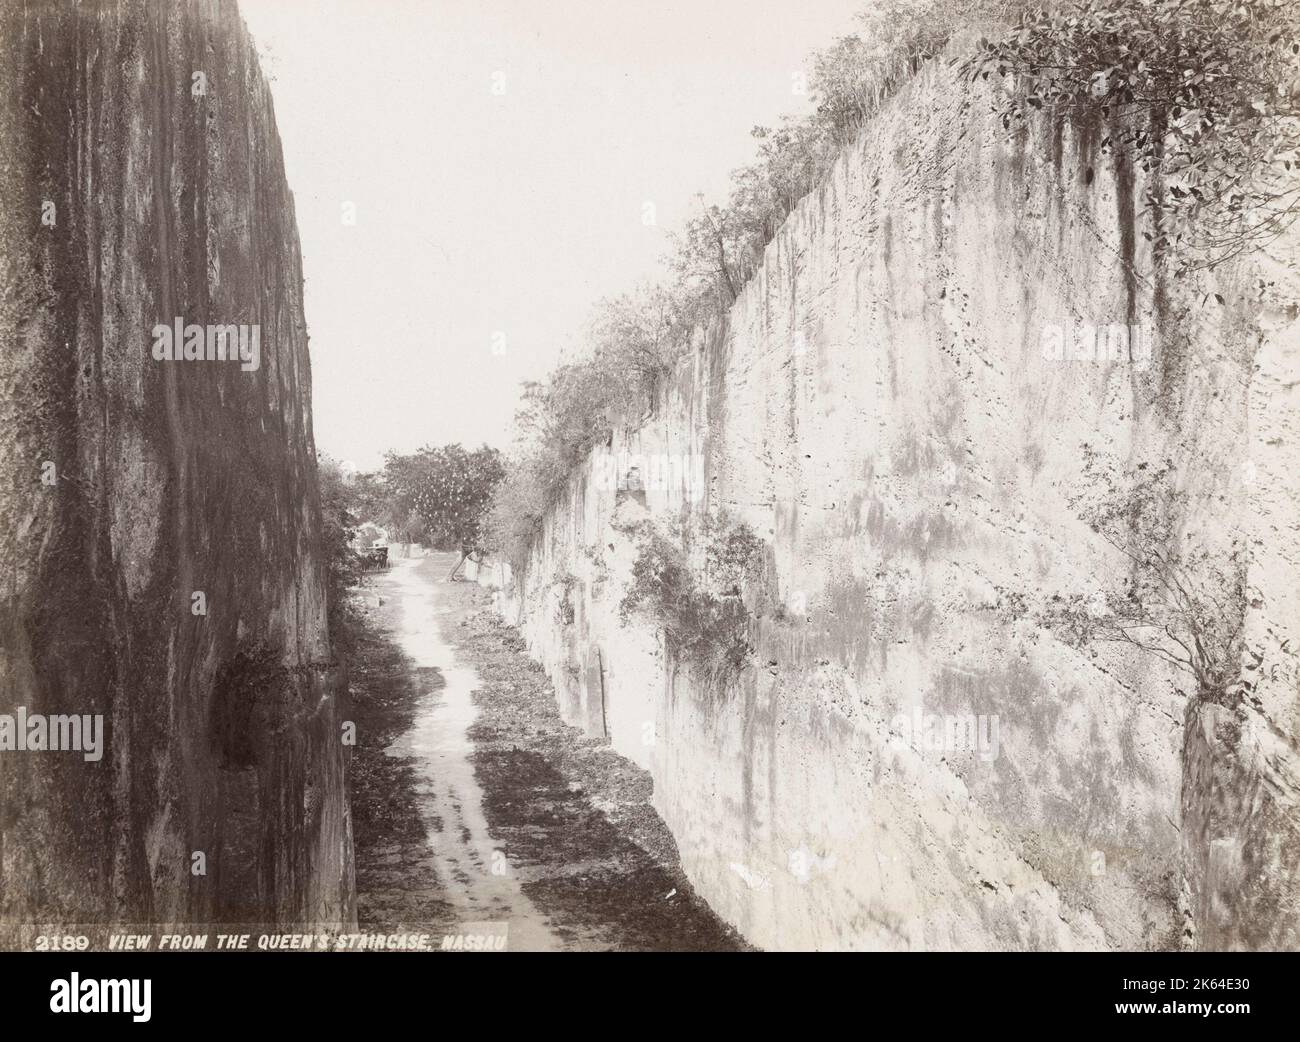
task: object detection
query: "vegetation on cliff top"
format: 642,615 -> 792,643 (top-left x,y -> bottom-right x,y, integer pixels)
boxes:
484,0 -> 1020,568
966,0 -> 1300,271
484,0 -> 1298,570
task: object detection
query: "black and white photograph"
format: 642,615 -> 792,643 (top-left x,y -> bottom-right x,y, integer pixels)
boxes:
0,0 -> 1298,1016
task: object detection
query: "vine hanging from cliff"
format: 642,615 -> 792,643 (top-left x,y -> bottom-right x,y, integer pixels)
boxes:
965,0 -> 1300,272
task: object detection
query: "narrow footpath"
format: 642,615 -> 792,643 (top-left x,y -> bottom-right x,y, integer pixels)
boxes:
350,553 -> 750,952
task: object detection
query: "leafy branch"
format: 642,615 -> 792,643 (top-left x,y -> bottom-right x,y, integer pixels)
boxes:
1038,448 -> 1266,707
964,0 -> 1300,272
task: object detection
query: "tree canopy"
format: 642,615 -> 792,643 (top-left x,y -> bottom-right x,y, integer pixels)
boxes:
384,443 -> 505,557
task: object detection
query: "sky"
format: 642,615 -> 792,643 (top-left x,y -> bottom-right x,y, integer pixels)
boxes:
240,0 -> 868,471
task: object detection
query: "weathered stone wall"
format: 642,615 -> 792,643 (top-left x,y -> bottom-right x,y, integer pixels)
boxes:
0,0 -> 354,934
494,53 -> 1300,950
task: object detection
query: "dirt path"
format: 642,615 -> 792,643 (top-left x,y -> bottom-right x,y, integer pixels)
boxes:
381,558 -> 561,950
350,552 -> 750,951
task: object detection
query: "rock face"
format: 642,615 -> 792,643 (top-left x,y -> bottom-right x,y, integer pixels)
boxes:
485,53 -> 1300,950
0,0 -> 354,933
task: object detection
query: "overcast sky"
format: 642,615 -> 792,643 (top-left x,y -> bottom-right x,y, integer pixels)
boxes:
240,0 -> 866,471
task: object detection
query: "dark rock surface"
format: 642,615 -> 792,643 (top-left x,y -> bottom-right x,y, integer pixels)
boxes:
0,0 -> 353,935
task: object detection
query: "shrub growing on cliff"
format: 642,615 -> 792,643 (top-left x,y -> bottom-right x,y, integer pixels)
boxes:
512,287 -> 688,486
619,530 -> 752,681
966,0 -> 1300,270
554,572 -> 578,626
1036,448 -> 1270,707
317,453 -> 366,649
618,516 -> 766,684
482,285 -> 692,565
482,459 -> 548,578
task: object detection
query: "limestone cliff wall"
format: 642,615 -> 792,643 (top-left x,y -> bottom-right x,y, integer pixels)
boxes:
0,0 -> 354,933
486,53 -> 1300,950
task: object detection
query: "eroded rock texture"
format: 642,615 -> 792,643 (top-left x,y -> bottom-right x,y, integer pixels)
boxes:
0,0 -> 354,933
484,48 -> 1300,951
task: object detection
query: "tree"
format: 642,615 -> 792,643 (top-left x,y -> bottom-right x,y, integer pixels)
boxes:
384,444 -> 505,578
348,471 -> 391,529
671,197 -> 749,309
316,453 -> 366,649
1035,449 -> 1267,708
588,283 -> 689,404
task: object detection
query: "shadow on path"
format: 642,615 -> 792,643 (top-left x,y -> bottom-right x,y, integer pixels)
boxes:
350,552 -> 751,951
